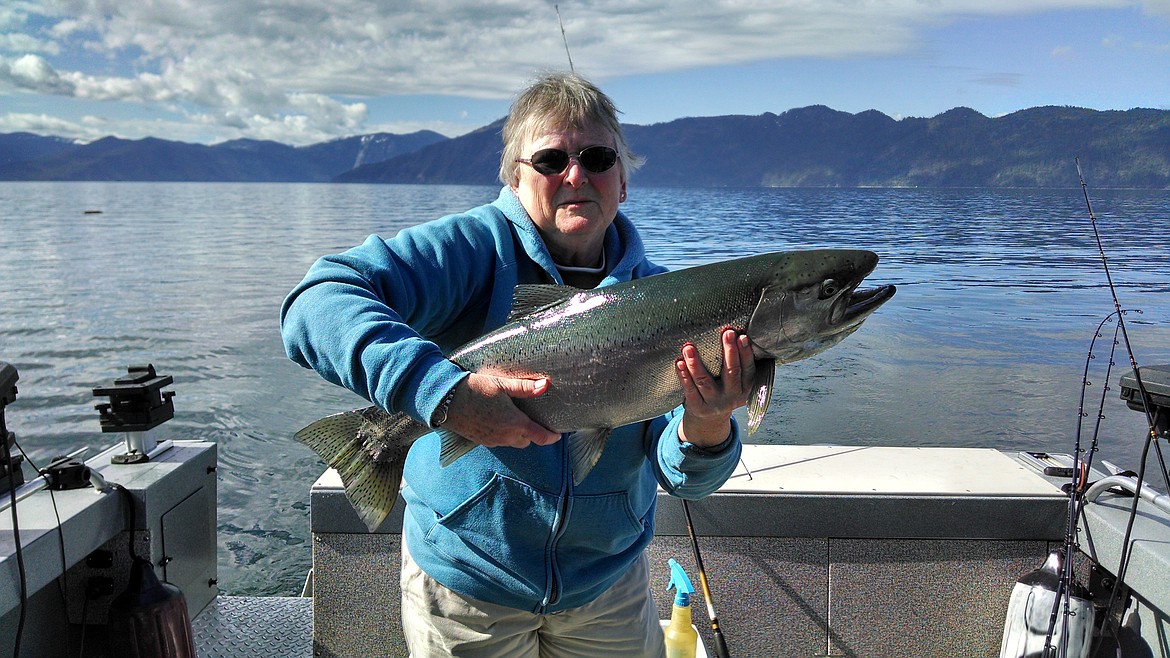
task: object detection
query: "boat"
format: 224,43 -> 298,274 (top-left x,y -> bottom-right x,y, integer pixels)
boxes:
2,358 -> 1168,657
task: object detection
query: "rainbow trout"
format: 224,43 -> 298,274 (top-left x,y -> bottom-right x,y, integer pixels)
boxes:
296,249 -> 895,530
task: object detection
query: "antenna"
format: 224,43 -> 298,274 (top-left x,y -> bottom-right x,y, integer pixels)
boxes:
556,5 -> 575,72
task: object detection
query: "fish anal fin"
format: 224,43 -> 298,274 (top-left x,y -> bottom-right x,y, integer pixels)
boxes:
746,359 -> 776,436
568,428 -> 611,485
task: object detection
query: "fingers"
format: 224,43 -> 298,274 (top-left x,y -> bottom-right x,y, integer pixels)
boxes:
677,329 -> 755,405
676,329 -> 755,447
498,375 -> 550,399
730,331 -> 755,391
678,341 -> 715,402
444,373 -> 560,450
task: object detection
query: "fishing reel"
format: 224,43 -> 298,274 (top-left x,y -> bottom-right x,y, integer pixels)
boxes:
1119,364 -> 1170,440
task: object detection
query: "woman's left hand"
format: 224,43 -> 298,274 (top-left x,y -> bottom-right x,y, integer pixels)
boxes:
675,328 -> 756,448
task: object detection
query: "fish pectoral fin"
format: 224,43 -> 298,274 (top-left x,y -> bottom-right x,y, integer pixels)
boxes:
746,359 -> 777,436
568,428 -> 611,486
438,430 -> 478,467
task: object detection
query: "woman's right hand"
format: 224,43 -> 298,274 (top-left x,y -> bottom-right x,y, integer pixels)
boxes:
441,372 -> 561,449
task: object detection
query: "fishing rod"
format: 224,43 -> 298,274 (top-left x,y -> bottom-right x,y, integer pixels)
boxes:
1076,158 -> 1159,442
1039,310 -> 1121,657
682,499 -> 731,658
1074,158 -> 1166,657
555,5 -> 575,73
1076,157 -> 1167,492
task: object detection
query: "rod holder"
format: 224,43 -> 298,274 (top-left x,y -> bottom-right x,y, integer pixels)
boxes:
93,364 -> 176,464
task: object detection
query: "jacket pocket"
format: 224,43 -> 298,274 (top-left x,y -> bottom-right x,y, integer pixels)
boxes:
558,490 -> 648,559
424,473 -> 560,594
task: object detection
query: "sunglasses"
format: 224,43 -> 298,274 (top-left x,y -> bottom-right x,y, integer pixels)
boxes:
516,146 -> 619,175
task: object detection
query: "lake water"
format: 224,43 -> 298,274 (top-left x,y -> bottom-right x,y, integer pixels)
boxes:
1,181 -> 1167,596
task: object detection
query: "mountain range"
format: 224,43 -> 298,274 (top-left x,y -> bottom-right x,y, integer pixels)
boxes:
0,131 -> 447,183
3,105 -> 1167,188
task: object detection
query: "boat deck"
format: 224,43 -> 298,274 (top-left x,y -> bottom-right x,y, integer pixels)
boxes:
192,596 -> 312,658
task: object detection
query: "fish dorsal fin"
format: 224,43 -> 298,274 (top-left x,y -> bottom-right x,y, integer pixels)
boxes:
746,359 -> 776,435
508,284 -> 578,322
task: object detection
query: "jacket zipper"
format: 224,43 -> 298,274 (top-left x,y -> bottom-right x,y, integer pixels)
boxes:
542,432 -> 572,611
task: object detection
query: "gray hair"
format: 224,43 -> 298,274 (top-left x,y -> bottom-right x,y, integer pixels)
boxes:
498,71 -> 643,186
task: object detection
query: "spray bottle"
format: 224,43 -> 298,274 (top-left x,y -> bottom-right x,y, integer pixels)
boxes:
665,558 -> 699,658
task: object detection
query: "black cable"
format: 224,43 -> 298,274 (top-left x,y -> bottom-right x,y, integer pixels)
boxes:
79,588 -> 90,657
113,482 -> 137,559
3,433 -> 27,658
13,442 -> 74,656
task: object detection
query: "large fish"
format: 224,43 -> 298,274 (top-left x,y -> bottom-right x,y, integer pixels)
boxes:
296,249 -> 895,530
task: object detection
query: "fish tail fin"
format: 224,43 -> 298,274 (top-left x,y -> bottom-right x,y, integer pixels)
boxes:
295,409 -> 367,464
438,429 -> 478,467
336,451 -> 404,532
746,359 -> 776,435
568,428 -> 611,485
294,409 -> 402,532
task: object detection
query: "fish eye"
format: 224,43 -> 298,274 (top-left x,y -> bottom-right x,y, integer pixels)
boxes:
820,279 -> 840,299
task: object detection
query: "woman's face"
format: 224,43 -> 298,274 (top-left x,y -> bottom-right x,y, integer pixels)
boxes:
510,122 -> 626,267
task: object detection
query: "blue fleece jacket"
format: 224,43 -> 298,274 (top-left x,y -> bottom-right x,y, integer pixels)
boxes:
281,187 -> 741,613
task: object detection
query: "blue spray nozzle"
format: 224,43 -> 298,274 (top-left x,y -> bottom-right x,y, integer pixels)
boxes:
667,558 -> 695,607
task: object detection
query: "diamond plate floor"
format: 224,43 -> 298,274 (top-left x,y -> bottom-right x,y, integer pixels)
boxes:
192,596 -> 312,657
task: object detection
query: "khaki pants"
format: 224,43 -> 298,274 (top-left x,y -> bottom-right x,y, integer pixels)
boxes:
401,543 -> 666,658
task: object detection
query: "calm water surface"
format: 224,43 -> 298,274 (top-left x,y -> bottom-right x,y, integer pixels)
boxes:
1,182 -> 1167,595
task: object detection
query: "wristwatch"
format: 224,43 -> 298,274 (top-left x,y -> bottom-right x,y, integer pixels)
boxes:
431,385 -> 458,428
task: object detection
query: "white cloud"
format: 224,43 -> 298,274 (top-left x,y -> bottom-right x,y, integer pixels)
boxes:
0,54 -> 75,94
0,106 -> 449,146
0,33 -> 59,55
2,0 -> 1166,143
1144,0 -> 1170,18
0,112 -> 88,138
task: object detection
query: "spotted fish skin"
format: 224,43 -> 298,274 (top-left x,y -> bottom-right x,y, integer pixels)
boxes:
295,249 -> 896,531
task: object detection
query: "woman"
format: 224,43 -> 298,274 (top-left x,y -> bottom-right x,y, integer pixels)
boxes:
281,71 -> 753,657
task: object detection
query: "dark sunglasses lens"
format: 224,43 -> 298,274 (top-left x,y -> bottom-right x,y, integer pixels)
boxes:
530,149 -> 570,175
579,146 -> 617,173
528,147 -> 618,174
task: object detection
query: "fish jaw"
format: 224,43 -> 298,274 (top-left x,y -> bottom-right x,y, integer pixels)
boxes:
747,251 -> 896,364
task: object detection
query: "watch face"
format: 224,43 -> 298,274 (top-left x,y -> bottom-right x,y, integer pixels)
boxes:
432,387 -> 456,427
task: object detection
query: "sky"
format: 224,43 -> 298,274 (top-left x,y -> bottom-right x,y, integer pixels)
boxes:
1,0 -> 1168,146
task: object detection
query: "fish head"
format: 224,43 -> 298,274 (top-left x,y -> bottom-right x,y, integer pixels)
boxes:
747,249 -> 895,363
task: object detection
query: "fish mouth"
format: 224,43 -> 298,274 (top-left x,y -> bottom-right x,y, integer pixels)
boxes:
843,284 -> 896,323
